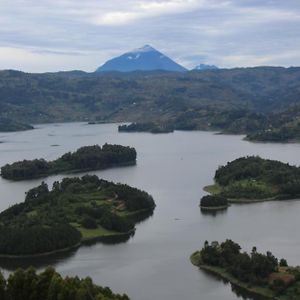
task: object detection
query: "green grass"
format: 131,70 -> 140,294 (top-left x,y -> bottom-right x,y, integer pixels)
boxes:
70,222 -> 118,240
203,183 -> 222,194
203,180 -> 278,202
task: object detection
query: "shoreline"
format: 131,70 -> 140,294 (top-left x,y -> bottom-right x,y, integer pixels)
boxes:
0,230 -> 135,259
0,206 -> 154,258
199,205 -> 229,210
203,184 -> 300,204
190,251 -> 278,300
1,160 -> 137,181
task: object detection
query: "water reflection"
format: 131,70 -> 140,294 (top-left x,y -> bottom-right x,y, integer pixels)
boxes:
0,249 -> 78,270
200,207 -> 228,217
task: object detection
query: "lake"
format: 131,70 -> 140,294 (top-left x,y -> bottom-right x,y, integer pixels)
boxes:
1,122 -> 300,300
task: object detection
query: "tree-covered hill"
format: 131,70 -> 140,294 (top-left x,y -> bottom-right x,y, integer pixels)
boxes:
205,156 -> 300,201
0,67 -> 300,125
0,266 -> 130,300
0,175 -> 155,256
0,117 -> 33,132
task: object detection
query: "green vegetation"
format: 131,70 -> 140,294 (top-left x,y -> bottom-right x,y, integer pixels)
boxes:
1,144 -> 136,180
191,240 -> 300,300
118,122 -> 174,134
0,266 -> 130,300
200,195 -> 229,210
247,105 -> 300,142
0,117 -> 33,132
0,175 -> 155,256
205,156 -> 300,202
1,68 -> 300,141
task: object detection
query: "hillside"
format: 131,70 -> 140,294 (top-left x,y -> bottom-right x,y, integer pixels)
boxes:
0,67 -> 300,131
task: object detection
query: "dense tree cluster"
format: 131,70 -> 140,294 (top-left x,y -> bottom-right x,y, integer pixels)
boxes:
214,156 -> 300,199
0,266 -> 130,300
199,240 -> 300,297
1,144 -> 136,180
200,195 -> 228,208
201,240 -> 278,285
0,175 -> 155,255
0,225 -> 81,255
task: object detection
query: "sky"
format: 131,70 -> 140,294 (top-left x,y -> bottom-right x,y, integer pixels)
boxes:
0,0 -> 299,72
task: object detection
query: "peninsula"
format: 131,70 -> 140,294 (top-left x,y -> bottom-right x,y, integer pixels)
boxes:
191,240 -> 300,300
204,156 -> 300,203
0,175 -> 155,256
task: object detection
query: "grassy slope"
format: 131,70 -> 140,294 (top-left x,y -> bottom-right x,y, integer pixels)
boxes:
203,183 -> 278,203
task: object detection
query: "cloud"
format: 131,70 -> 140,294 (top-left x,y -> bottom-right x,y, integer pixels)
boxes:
93,0 -> 208,26
0,0 -> 299,71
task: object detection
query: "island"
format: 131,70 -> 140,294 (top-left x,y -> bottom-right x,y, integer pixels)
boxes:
204,156 -> 300,203
1,143 -> 136,180
200,195 -> 229,210
0,175 -> 155,256
0,266 -> 130,300
191,240 -> 300,300
0,117 -> 33,132
118,122 -> 174,134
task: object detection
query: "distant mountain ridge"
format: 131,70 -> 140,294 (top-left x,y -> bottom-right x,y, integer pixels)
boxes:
194,64 -> 218,70
96,45 -> 187,72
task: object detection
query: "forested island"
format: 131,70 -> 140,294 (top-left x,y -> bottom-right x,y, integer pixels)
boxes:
0,266 -> 130,300
118,122 -> 174,134
0,118 -> 33,132
1,144 -> 136,180
200,195 -> 229,210
191,240 -> 300,299
204,156 -> 300,202
0,175 -> 155,256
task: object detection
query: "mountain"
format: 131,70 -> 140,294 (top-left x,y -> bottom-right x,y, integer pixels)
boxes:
96,45 -> 187,72
194,64 -> 218,70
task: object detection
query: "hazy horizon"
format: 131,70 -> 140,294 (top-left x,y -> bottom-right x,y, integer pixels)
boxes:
1,1 -> 300,72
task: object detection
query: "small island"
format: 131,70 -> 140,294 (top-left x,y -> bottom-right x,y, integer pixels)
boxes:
0,266 -> 130,300
118,122 -> 174,134
200,195 -> 229,210
191,240 -> 300,300
1,143 -> 136,180
204,156 -> 300,203
0,175 -> 155,256
0,117 -> 33,132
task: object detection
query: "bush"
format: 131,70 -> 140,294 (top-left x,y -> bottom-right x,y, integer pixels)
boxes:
81,216 -> 98,229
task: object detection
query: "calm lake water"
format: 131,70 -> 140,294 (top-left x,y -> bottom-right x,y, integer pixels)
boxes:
1,122 -> 300,300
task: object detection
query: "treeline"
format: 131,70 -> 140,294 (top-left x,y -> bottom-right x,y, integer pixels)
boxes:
214,156 -> 300,199
0,224 -> 81,256
119,122 -> 174,134
0,266 -> 130,300
0,175 -> 155,255
199,240 -> 300,295
1,143 -> 136,180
